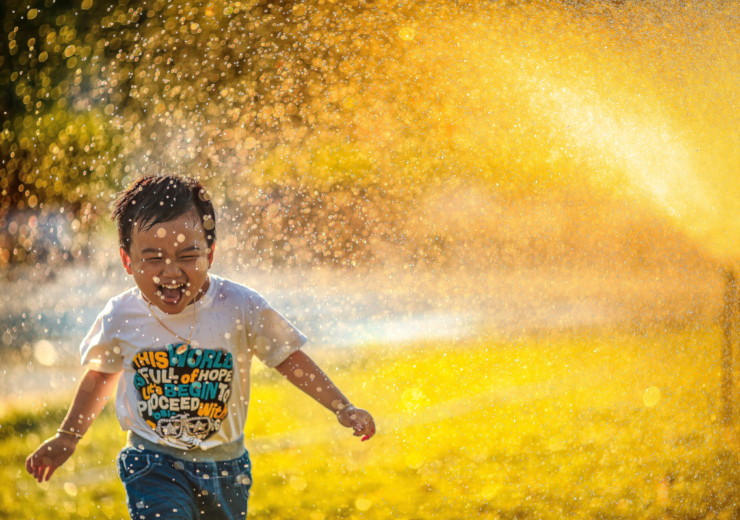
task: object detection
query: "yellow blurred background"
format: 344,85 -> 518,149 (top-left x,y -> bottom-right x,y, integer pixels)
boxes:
2,1 -> 740,518
1,0 -> 739,270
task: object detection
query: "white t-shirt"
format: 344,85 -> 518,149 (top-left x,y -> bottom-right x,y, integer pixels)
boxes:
80,274 -> 306,451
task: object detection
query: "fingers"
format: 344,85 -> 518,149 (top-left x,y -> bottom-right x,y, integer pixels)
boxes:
38,465 -> 53,483
33,463 -> 44,482
350,414 -> 376,441
33,459 -> 44,482
45,465 -> 58,482
339,408 -> 376,441
27,453 -> 43,482
26,452 -> 55,483
361,417 -> 376,441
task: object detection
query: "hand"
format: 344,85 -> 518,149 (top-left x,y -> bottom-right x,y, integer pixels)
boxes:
26,433 -> 79,483
337,405 -> 376,441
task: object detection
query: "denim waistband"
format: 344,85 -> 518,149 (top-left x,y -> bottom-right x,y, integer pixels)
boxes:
126,430 -> 247,462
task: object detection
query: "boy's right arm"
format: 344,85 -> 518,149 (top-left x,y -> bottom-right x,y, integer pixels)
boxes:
26,368 -> 121,483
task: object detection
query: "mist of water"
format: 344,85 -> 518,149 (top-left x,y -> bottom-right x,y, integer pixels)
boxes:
327,0 -> 740,261
1,0 -> 735,404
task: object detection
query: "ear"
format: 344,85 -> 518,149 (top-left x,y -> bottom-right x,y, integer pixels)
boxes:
207,242 -> 216,268
120,247 -> 133,275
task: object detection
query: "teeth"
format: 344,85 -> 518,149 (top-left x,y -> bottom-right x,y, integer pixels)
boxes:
162,284 -> 183,289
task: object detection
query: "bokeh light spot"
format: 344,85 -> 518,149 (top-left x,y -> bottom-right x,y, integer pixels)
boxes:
399,27 -> 416,41
63,482 -> 77,497
643,387 -> 661,407
33,340 -> 56,366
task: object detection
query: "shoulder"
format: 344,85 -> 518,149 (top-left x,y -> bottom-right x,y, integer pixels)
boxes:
98,286 -> 144,320
209,275 -> 267,308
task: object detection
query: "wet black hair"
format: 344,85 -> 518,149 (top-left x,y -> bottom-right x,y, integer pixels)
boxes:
110,174 -> 216,253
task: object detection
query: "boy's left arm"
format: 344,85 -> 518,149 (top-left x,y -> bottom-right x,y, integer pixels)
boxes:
274,350 -> 376,441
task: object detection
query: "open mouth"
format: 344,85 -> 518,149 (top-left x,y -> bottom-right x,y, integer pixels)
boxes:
156,283 -> 186,305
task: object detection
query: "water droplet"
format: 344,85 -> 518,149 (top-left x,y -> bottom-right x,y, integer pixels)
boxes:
63,482 -> 77,497
643,387 -> 661,407
34,340 -> 56,366
355,498 -> 372,511
290,476 -> 307,491
399,27 -> 416,41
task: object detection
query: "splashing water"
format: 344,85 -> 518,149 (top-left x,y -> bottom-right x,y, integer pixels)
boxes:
349,0 -> 740,261
1,0 -> 734,389
2,0 -> 739,267
3,3 -> 740,518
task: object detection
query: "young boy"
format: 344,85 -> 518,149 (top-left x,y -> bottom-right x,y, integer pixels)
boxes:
26,174 -> 375,520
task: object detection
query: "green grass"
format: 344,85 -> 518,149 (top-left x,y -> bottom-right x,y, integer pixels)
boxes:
1,325 -> 736,519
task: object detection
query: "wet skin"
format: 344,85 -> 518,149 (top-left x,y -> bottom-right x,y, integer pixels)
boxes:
119,210 -> 215,315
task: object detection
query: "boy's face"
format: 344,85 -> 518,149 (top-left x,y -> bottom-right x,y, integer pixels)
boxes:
119,209 -> 215,315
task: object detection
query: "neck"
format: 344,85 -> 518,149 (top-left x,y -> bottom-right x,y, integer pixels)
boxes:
190,274 -> 211,305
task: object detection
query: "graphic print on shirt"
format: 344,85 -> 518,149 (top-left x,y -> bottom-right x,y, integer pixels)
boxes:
132,343 -> 233,448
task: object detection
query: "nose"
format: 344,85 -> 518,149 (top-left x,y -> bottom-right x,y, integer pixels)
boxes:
161,259 -> 183,281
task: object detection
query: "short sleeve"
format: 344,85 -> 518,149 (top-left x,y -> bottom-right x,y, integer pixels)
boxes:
248,294 -> 307,368
79,300 -> 124,373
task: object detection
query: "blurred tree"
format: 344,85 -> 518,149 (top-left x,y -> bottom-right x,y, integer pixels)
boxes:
0,0 -> 405,269
0,0 -> 402,262
1,0 -> 127,266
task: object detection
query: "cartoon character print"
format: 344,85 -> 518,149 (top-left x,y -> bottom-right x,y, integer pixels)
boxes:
132,343 -> 233,448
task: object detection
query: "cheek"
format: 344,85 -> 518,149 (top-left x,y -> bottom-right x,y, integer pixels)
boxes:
195,257 -> 209,272
133,264 -> 152,277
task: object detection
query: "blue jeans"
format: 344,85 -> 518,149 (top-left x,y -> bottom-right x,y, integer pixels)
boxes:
116,446 -> 253,520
